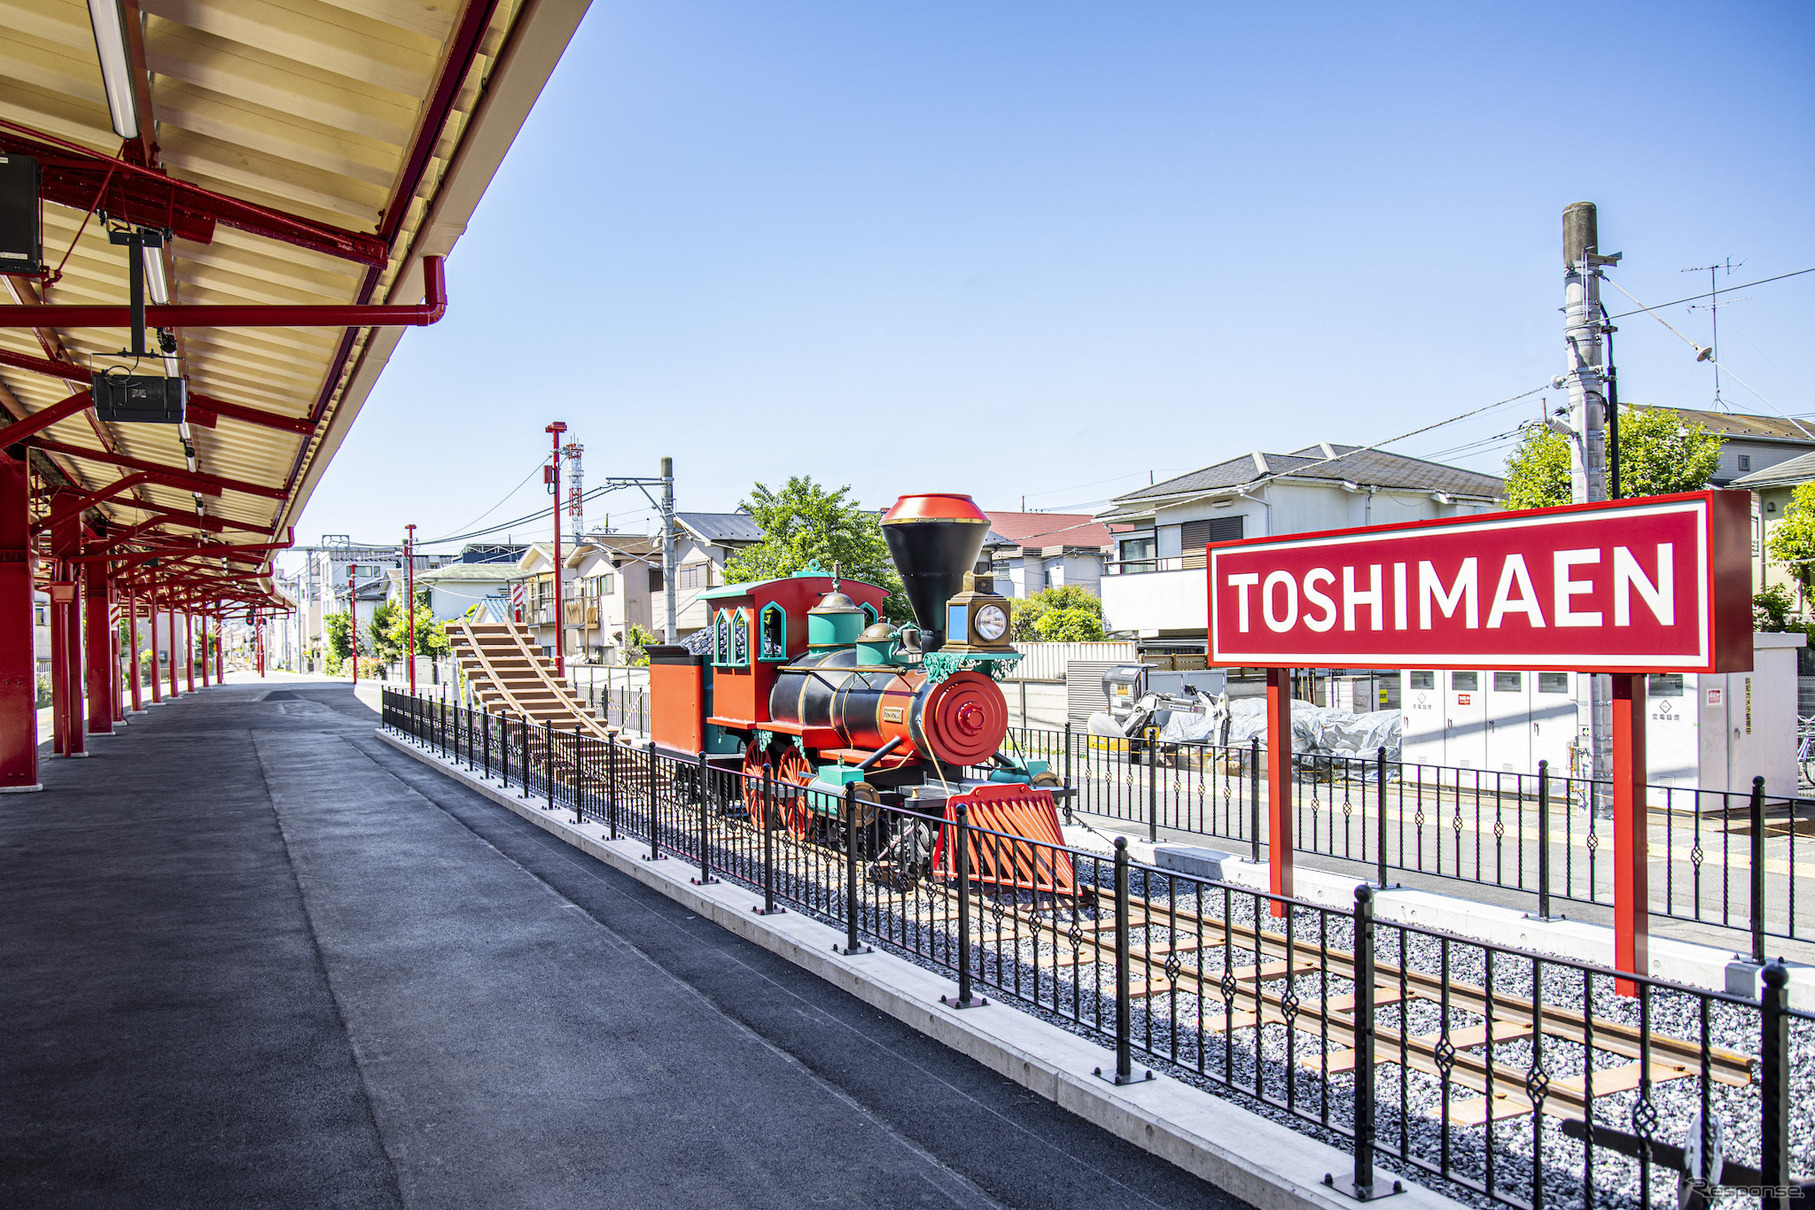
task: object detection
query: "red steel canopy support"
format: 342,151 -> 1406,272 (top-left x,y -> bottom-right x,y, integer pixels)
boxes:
0,456 -> 39,789
84,550 -> 113,735
0,258 -> 445,330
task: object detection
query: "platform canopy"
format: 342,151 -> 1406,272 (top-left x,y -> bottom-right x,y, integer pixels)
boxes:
0,0 -> 589,610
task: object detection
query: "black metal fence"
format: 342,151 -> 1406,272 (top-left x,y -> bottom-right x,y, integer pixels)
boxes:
382,688 -> 1813,1210
1001,724 -> 1813,948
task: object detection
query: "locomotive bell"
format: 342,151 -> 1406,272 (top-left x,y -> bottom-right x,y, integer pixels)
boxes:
880,493 -> 991,650
939,571 -> 1014,655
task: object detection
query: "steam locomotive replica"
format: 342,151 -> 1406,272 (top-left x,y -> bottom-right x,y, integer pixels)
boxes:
645,492 -> 1065,853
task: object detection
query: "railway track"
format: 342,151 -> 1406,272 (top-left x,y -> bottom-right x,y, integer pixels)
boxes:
704,812 -> 1754,1129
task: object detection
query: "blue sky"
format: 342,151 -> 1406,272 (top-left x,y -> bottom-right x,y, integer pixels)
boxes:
293,0 -> 1815,554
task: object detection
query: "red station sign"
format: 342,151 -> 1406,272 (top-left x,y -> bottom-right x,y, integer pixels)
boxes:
1207,491 -> 1753,675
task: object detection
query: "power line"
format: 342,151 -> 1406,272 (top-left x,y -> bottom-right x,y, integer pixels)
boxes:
1601,265 -> 1814,320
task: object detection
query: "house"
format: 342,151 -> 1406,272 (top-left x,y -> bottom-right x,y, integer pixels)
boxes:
411,561 -> 519,622
673,512 -> 764,633
1655,406 -> 1815,486
1097,444 -> 1504,647
512,534 -> 663,664
980,511 -> 1122,598
1730,451 -> 1815,601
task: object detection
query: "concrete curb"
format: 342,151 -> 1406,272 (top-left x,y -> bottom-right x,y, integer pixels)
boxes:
374,727 -> 1465,1210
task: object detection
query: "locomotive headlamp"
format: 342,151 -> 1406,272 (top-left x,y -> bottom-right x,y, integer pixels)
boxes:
974,604 -> 1008,643
940,572 -> 1015,655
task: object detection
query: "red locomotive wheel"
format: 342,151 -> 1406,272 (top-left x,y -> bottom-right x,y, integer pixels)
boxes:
920,671 -> 1008,766
741,740 -> 777,825
773,744 -> 816,838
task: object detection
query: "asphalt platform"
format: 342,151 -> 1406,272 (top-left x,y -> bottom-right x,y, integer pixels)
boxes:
0,678 -> 1251,1209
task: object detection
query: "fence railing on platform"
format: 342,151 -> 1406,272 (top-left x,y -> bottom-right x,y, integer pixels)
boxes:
1001,724 -> 1813,948
379,686 -> 1814,1210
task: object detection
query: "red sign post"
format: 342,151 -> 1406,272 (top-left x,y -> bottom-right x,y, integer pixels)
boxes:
1206,492 -> 1753,985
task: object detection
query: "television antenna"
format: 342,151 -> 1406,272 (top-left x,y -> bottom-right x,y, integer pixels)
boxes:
1682,258 -> 1745,410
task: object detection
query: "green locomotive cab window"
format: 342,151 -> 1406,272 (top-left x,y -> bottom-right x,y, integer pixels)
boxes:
860,602 -> 880,628
758,603 -> 787,661
712,609 -> 732,667
730,610 -> 750,667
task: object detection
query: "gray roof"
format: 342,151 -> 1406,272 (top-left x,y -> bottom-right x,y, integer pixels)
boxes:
417,562 -> 519,584
676,512 -> 763,545
1650,406 -> 1815,445
1106,444 -> 1504,514
1730,450 -> 1815,490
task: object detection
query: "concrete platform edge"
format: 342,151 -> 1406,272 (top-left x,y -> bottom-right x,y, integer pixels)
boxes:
374,727 -> 1463,1210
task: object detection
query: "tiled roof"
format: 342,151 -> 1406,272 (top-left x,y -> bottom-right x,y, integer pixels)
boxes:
1107,444 -> 1505,509
982,511 -> 1120,551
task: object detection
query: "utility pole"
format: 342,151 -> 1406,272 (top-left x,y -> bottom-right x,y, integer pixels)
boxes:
547,421 -> 567,678
348,558 -> 357,686
1564,202 -> 1620,812
661,455 -> 677,643
405,523 -> 417,692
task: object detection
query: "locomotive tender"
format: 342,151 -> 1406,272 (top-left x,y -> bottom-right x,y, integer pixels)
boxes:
646,492 -> 1062,834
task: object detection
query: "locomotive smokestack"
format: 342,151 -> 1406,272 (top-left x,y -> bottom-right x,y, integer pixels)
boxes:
880,493 -> 991,650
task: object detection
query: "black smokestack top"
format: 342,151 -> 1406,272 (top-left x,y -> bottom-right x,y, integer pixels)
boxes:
880,493 -> 990,648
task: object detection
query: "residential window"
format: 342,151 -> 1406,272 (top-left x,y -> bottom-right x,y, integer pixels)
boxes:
1118,535 -> 1157,573
678,563 -> 712,591
1737,454 -> 1751,472
648,568 -> 663,591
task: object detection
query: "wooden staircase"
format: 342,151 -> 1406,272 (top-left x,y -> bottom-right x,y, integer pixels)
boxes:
447,620 -> 613,739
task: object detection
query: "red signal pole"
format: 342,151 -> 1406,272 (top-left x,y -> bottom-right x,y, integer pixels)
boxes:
546,421 -> 567,678
405,523 -> 417,691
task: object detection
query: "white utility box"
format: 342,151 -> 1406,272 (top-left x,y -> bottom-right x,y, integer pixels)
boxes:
1398,633 -> 1802,805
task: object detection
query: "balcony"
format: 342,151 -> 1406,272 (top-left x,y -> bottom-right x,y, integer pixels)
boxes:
1100,563 -> 1206,634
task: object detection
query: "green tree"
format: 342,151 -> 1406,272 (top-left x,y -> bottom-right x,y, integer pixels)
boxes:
723,476 -> 909,620
369,601 -> 399,663
1502,407 -> 1724,509
1754,584 -> 1799,632
381,591 -> 450,661
324,610 -> 352,674
1766,481 -> 1815,594
623,623 -> 659,667
1008,584 -> 1106,642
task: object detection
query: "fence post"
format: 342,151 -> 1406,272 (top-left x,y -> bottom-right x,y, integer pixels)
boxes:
1750,776 -> 1767,966
1146,725 -> 1159,843
543,721 -> 554,811
1536,760 -> 1552,920
1062,721 -> 1075,826
1325,886 -> 1397,1197
1375,746 -> 1388,888
520,716 -> 529,799
1250,735 -> 1262,864
482,707 -> 491,778
1095,837 -> 1146,1084
645,749 -> 663,861
573,725 -> 584,825
941,802 -> 986,1008
607,734 -> 618,840
1760,960 -> 1789,1210
834,782 -> 871,955
754,765 -> 782,915
692,751 -> 718,885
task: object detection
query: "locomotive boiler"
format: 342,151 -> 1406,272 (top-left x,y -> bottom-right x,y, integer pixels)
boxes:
644,492 -> 1060,830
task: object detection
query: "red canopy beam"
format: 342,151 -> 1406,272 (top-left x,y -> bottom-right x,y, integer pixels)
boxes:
27,440 -> 287,499
0,348 -> 317,437
0,124 -> 390,268
0,257 -> 444,329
